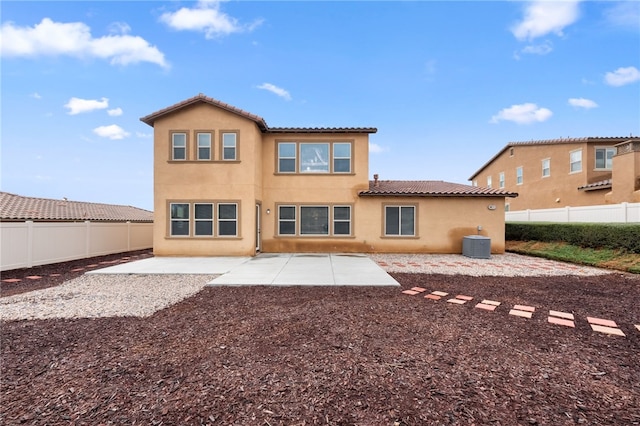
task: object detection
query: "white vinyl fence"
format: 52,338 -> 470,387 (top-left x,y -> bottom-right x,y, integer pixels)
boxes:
1,221 -> 153,271
506,202 -> 640,223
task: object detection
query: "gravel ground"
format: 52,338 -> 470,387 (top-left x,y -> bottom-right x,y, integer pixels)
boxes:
370,252 -> 611,276
0,274 -> 216,322
1,253 -> 611,322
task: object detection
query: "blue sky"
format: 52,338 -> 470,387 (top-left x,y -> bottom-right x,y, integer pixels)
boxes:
2,0 -> 639,211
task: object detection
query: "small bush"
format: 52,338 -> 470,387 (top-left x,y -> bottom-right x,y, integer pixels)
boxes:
506,223 -> 640,254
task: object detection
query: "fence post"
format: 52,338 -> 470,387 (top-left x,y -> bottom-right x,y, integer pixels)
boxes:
565,206 -> 570,222
127,221 -> 131,251
526,209 -> 531,222
85,221 -> 91,257
26,221 -> 34,268
622,202 -> 628,223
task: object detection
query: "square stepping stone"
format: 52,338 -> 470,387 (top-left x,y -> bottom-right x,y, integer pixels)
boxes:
410,287 -> 427,293
548,316 -> 575,328
635,325 -> 640,332
26,276 -> 42,280
2,278 -> 21,283
476,303 -> 497,311
510,309 -> 532,318
402,290 -> 420,296
432,291 -> 449,297
587,317 -> 617,328
549,310 -> 574,320
481,300 -> 501,306
447,298 -> 466,305
590,324 -> 625,337
513,304 -> 535,312
456,295 -> 473,301
425,294 -> 441,301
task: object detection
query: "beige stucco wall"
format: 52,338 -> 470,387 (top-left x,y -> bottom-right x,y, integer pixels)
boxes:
472,142 -> 620,210
152,102 -> 263,256
606,143 -> 640,203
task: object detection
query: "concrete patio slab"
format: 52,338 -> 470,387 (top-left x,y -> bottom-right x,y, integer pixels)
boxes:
87,256 -> 250,275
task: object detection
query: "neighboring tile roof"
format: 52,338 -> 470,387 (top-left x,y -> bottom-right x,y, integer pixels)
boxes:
577,179 -> 612,191
140,94 -> 377,134
359,180 -> 518,197
140,93 -> 269,131
469,136 -> 639,180
0,192 -> 153,222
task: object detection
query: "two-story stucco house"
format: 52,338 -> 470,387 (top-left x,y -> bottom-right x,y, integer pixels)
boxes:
141,94 -> 516,257
469,137 -> 640,211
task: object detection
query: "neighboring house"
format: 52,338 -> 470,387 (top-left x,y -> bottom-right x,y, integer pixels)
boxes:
140,94 -> 516,257
0,192 -> 153,271
469,137 -> 640,211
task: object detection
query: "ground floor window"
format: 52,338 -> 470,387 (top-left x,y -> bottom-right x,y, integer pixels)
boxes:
385,205 -> 415,236
278,204 -> 352,237
169,201 -> 239,237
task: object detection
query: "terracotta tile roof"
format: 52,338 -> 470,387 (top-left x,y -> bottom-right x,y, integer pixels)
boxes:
140,94 -> 376,134
0,192 -> 153,222
140,93 -> 269,131
359,180 -> 518,197
469,136 -> 639,180
267,127 -> 377,134
577,179 -> 612,191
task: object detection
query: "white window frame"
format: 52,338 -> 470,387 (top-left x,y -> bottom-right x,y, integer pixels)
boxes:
278,143 -> 296,173
300,206 -> 330,235
594,147 -> 615,170
222,132 -> 237,161
278,205 -> 297,235
570,149 -> 582,173
194,203 -> 214,236
197,133 -> 212,161
217,203 -> 238,236
516,166 -> 523,185
170,203 -> 190,236
333,205 -> 351,236
300,143 -> 330,173
333,143 -> 352,173
384,205 -> 416,237
499,172 -> 505,188
172,133 -> 187,161
541,158 -> 550,177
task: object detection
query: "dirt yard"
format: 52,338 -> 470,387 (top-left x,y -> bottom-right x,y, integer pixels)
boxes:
2,258 -> 639,425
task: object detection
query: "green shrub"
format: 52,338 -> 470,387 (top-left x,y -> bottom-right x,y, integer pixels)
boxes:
506,223 -> 640,254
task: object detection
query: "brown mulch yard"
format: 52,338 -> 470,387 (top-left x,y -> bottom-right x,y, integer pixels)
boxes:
2,257 -> 640,425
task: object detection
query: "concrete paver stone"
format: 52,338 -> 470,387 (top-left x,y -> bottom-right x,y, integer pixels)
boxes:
549,310 -> 574,320
402,290 -> 420,295
447,299 -> 466,305
509,309 -> 532,318
481,300 -> 501,306
513,304 -> 535,312
590,324 -> 625,337
432,291 -> 449,297
476,303 -> 497,311
425,294 -> 441,300
548,317 -> 575,328
587,317 -> 618,328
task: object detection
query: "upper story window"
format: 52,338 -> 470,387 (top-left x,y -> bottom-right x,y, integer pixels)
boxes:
570,149 -> 582,173
487,176 -> 492,188
197,133 -> 211,161
595,147 -> 615,170
385,205 -> 415,237
472,180 -> 477,187
542,158 -> 550,177
276,141 -> 353,174
222,132 -> 237,161
499,172 -> 505,188
172,133 -> 187,160
516,166 -> 523,185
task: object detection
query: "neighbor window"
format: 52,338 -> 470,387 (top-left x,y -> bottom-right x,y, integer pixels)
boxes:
499,172 -> 505,188
300,206 -> 329,235
595,147 -> 615,170
487,176 -> 492,188
218,204 -> 238,236
278,206 -> 296,235
222,132 -> 237,160
278,143 -> 296,173
570,149 -> 582,173
172,133 -> 187,160
170,203 -> 190,236
542,158 -> 550,177
300,143 -> 329,173
194,203 -> 213,236
333,143 -> 352,173
385,206 -> 415,236
333,206 -> 351,235
197,133 -> 211,161
516,167 -> 523,185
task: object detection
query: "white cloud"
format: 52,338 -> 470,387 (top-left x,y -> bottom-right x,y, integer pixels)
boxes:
511,0 -> 581,41
30,92 -> 42,99
136,131 -> 153,138
568,98 -> 598,109
107,107 -> 123,116
160,0 -> 262,39
369,142 -> 386,154
0,18 -> 169,68
65,97 -> 109,115
490,103 -> 553,125
604,2 -> 640,30
93,124 -> 130,140
64,98 -> 109,115
521,40 -> 553,55
257,83 -> 291,101
604,66 -> 640,87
